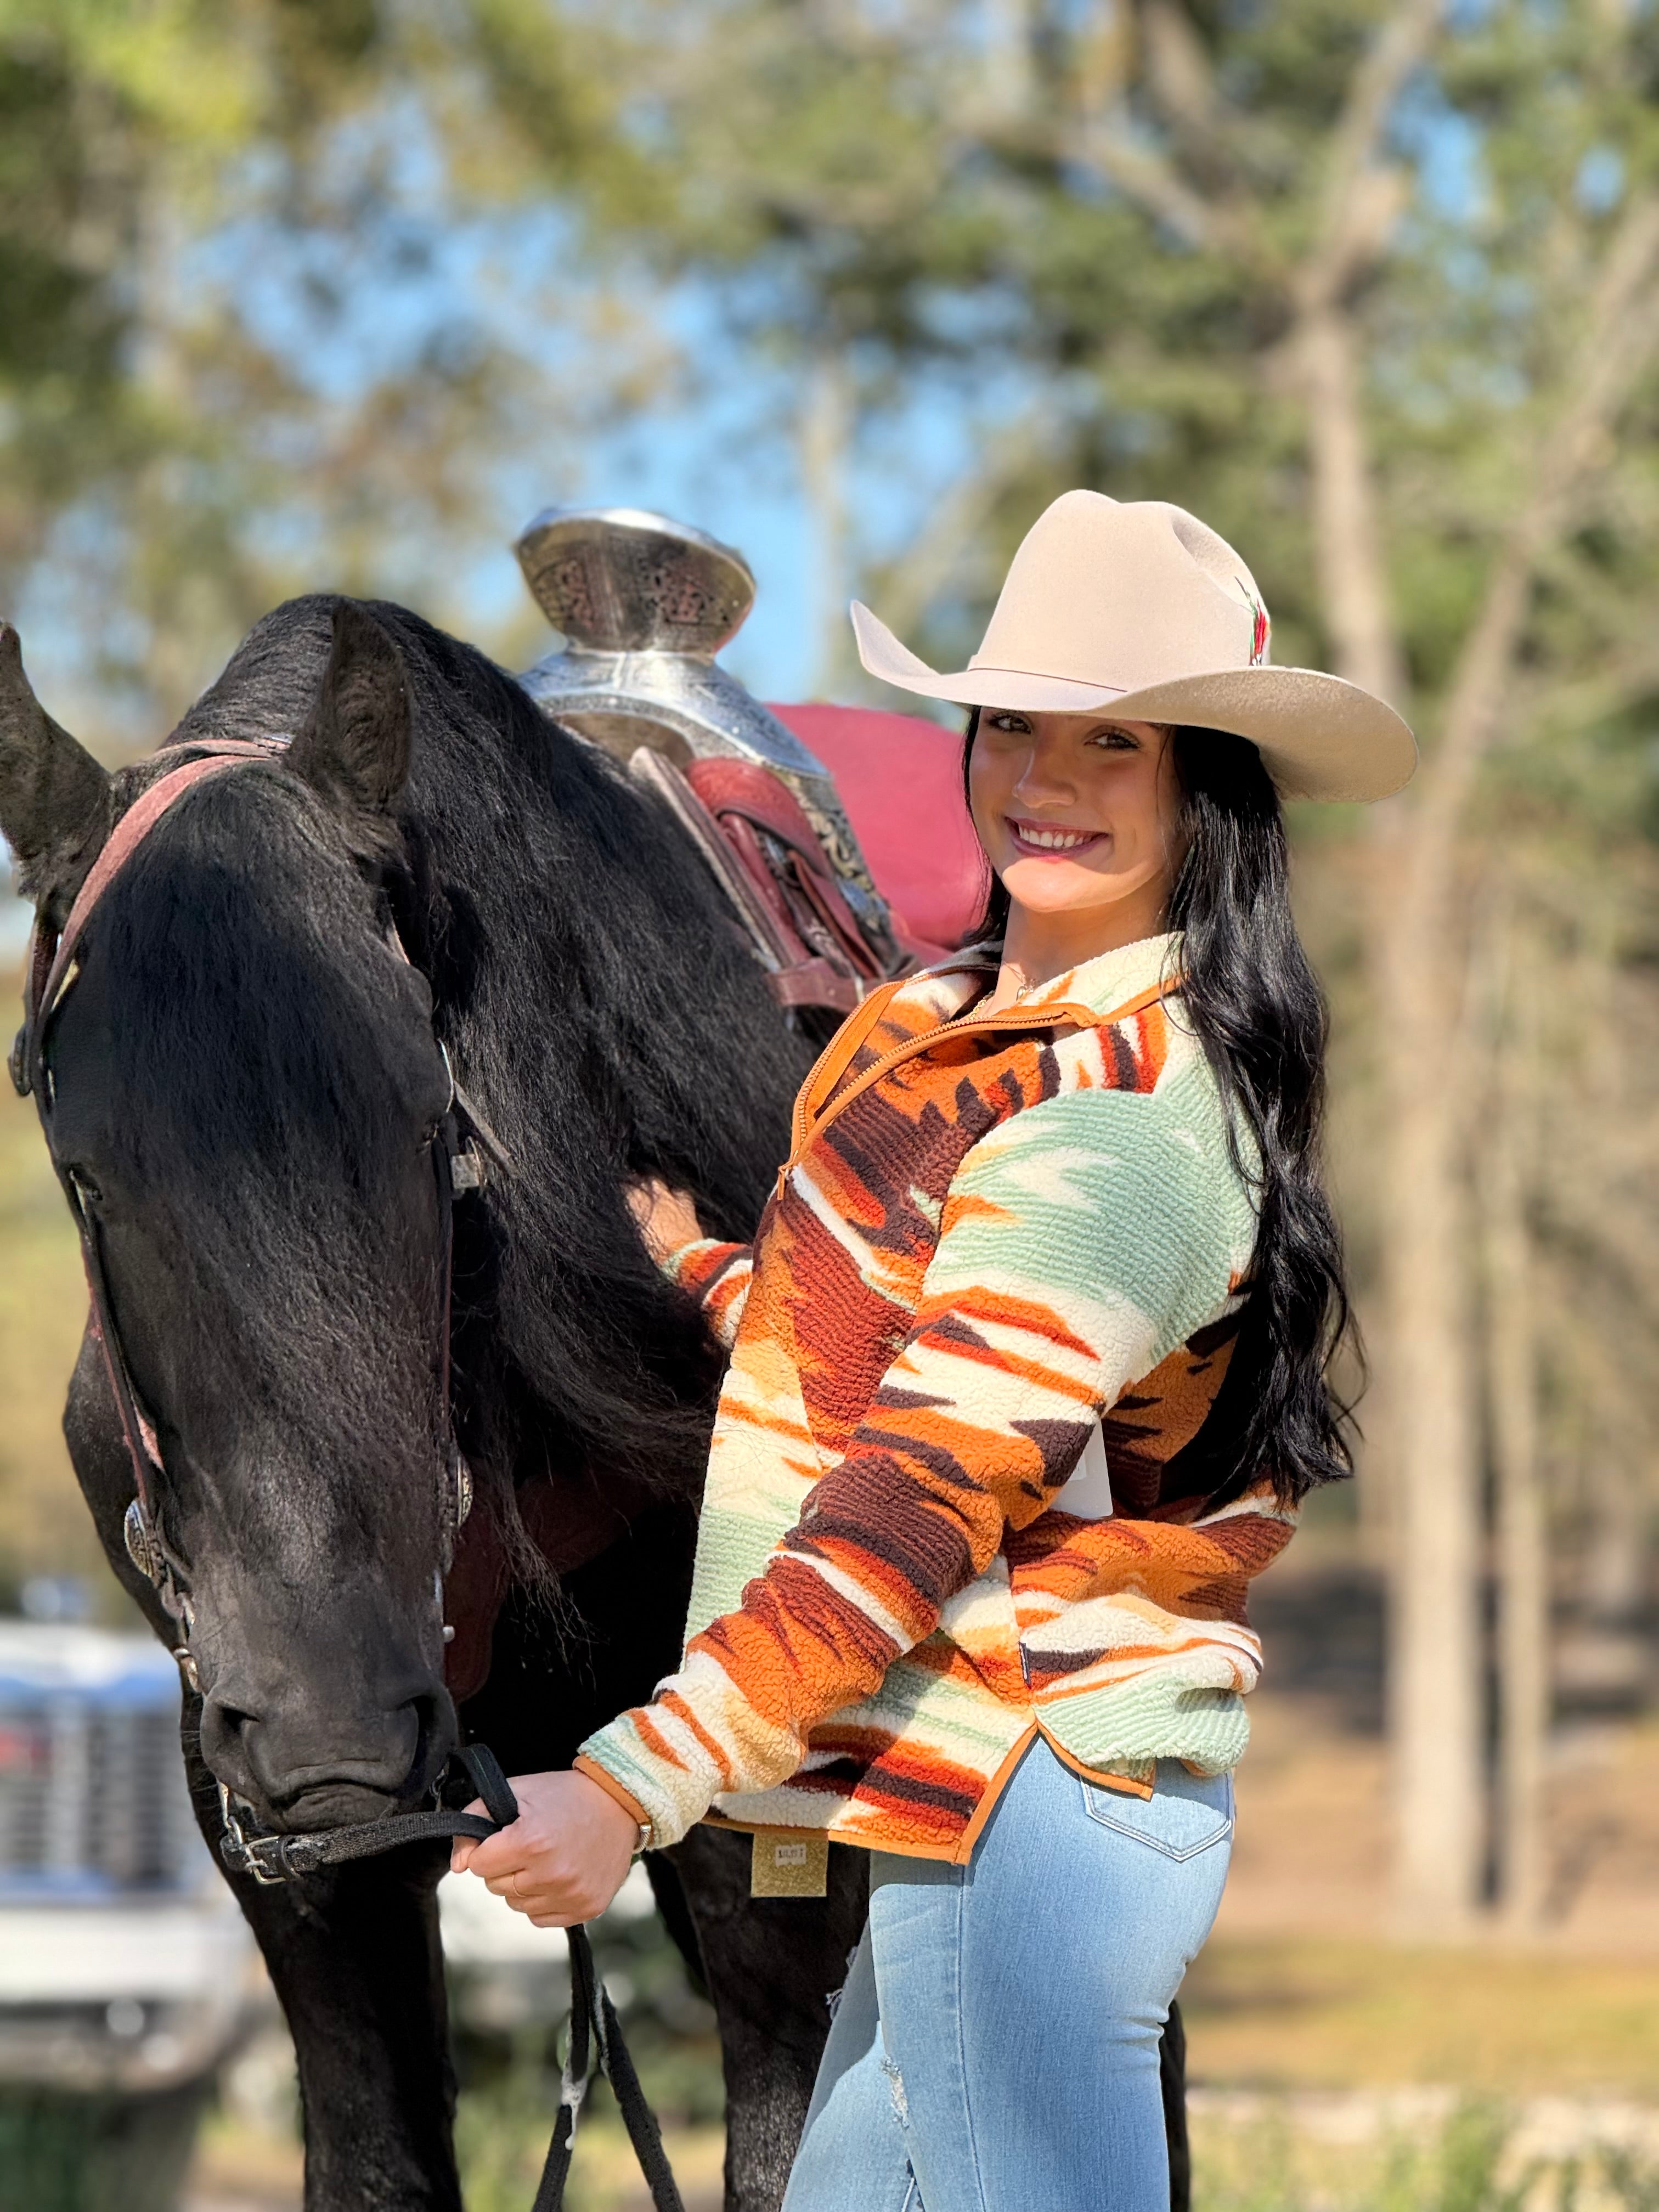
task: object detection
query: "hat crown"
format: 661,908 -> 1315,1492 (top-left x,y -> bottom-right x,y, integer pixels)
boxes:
845,484 -> 1416,805
970,492 -> 1268,696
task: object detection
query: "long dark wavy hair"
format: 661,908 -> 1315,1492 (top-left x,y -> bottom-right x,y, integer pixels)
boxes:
963,710 -> 1356,1506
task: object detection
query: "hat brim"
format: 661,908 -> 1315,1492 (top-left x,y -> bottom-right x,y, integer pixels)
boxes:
850,601 -> 1416,804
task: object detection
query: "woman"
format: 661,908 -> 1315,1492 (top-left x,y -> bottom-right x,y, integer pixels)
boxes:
453,492 -> 1415,2210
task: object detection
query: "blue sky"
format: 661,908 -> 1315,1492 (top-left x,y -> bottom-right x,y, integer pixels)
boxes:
2,187 -> 989,950
173,106 -> 998,705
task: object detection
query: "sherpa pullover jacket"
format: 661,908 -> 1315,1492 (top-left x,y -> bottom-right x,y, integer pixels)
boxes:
577,930 -> 1296,1863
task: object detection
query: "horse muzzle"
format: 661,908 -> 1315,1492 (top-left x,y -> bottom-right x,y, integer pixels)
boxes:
198,1666 -> 458,1832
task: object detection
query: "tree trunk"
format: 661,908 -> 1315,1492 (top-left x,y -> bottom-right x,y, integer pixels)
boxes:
1296,296 -> 1487,1931
982,0 -> 1037,117
799,349 -> 853,697
1581,1458 -> 1649,1624
1299,309 -> 1409,708
1297,181 -> 1659,1922
1479,946 -> 1548,1931
1373,893 -> 1487,1929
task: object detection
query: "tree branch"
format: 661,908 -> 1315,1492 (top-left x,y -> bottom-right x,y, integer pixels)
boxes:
866,415 -> 1061,641
1297,0 -> 1446,311
1062,114 -> 1263,264
1407,189 -> 1659,912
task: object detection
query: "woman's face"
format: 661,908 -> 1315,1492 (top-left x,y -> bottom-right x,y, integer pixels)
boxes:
967,709 -> 1183,926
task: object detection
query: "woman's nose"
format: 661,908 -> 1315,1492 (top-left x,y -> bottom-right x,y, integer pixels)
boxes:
1012,746 -> 1076,808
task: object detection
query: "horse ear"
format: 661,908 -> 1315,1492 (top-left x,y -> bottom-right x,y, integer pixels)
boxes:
288,600 -> 411,825
0,623 -> 111,927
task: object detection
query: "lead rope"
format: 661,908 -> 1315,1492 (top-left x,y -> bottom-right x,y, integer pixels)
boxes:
442,1754 -> 684,2212
534,1899 -> 686,2212
217,1742 -> 683,2212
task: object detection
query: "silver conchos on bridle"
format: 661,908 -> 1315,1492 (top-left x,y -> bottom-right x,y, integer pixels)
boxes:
514,505 -> 905,980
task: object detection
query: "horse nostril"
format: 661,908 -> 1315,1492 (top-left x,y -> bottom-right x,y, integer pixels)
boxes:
406,1688 -> 456,1792
197,1695 -> 263,1792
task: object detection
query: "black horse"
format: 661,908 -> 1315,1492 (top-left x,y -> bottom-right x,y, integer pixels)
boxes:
0,595 -> 1190,2212
0,596 -> 871,2211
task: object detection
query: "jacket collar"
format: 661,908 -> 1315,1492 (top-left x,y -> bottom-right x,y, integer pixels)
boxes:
901,929 -> 1182,1025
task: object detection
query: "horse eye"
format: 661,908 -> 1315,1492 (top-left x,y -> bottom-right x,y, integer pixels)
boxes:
67,1167 -> 104,1206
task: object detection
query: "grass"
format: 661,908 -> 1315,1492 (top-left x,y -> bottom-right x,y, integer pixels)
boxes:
454,2080 -> 724,2212
0,1076 -> 110,1598
1182,1940 -> 1659,2100
1189,2101 -> 1659,2212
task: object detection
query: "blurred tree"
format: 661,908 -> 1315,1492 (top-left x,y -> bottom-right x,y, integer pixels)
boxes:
439,0 -> 1659,1930
0,0 -> 633,738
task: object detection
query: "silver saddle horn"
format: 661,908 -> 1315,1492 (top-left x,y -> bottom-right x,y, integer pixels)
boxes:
514,505 -> 904,978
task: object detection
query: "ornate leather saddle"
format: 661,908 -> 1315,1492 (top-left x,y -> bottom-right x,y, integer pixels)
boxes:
515,507 -> 915,1012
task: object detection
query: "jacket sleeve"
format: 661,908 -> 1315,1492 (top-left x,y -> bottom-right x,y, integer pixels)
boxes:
579,1082 -> 1258,1846
662,1237 -> 754,1352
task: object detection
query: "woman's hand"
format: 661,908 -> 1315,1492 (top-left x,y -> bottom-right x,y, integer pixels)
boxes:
450,1770 -> 640,1927
625,1176 -> 705,1265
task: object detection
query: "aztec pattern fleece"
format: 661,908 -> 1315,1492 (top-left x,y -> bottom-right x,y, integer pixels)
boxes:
577,931 -> 1297,1862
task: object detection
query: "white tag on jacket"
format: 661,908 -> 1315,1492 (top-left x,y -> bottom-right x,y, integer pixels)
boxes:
1053,1422 -> 1114,1519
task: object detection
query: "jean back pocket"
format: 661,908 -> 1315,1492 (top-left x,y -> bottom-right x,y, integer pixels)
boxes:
1080,1764 -> 1234,1862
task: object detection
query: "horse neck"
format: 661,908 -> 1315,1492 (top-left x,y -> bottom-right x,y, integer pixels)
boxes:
399,711 -> 805,1263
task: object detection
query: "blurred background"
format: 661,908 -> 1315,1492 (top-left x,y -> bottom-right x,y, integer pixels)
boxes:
3,0 -> 1659,2205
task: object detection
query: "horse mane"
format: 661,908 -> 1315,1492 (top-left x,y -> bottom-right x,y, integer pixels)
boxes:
170,594 -> 810,1576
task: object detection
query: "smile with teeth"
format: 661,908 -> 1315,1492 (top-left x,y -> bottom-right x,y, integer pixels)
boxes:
1007,817 -> 1103,855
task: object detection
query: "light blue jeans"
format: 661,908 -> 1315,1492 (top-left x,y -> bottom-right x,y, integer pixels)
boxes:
781,1737 -> 1233,2212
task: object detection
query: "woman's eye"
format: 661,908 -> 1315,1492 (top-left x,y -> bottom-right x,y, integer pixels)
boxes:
988,713 -> 1030,734
1087,728 -> 1138,751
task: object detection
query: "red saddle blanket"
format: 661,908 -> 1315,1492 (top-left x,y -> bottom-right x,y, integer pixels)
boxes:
768,703 -> 986,961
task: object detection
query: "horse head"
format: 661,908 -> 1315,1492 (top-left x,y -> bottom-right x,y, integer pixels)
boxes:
0,605 -> 462,1831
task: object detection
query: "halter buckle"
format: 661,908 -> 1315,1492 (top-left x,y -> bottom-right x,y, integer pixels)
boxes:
217,1786 -> 291,1886
449,1449 -> 473,1533
123,1498 -> 162,1583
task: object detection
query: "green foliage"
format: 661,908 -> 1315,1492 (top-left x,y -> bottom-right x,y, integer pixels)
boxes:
0,1081 -> 110,1600
1192,2102 -> 1659,2212
450,1905 -> 723,2212
0,2080 -> 210,2212
0,0 -> 597,728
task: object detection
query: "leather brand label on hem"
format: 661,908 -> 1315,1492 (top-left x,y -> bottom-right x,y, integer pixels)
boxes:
750,1831 -> 830,1897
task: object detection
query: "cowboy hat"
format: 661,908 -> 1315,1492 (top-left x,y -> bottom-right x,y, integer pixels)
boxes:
850,490 -> 1415,803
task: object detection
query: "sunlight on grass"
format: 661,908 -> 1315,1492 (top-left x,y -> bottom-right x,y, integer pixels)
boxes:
455,2073 -> 724,2212
1190,2101 -> 1659,2212
1184,1942 -> 1659,2100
